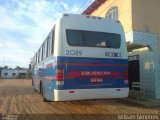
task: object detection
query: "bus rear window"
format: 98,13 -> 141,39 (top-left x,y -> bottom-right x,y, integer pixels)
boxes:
66,29 -> 121,48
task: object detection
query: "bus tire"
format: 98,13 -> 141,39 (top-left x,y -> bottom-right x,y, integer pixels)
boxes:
43,97 -> 49,102
32,79 -> 34,86
40,81 -> 43,96
40,81 -> 49,102
33,86 -> 37,91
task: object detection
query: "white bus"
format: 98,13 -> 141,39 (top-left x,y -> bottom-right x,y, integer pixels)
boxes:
31,14 -> 129,101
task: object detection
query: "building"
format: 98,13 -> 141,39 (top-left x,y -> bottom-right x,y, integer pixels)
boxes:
1,69 -> 28,79
0,67 -> 2,78
83,0 -> 160,100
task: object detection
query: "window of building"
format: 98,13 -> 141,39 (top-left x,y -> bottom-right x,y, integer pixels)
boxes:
106,7 -> 118,20
12,73 -> 16,76
4,73 -> 8,76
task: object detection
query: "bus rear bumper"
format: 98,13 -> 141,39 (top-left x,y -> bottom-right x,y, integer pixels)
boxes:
54,88 -> 129,101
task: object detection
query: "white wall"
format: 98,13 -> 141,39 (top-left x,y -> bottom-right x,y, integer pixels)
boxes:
1,69 -> 28,79
126,31 -> 160,100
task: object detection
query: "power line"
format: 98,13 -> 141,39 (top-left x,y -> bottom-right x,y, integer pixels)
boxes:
77,0 -> 88,13
77,0 -> 94,13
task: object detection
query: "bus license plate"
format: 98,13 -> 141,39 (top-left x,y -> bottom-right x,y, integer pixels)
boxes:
91,78 -> 103,83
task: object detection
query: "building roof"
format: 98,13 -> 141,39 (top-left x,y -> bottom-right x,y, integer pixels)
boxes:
1,68 -> 28,71
82,0 -> 106,15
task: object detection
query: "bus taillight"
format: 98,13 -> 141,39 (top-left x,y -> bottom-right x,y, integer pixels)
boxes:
56,69 -> 64,85
124,70 -> 128,84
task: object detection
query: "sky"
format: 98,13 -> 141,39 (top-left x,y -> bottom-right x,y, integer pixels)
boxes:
0,0 -> 94,68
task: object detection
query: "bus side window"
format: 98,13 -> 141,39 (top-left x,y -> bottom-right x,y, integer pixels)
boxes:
44,40 -> 47,59
41,45 -> 43,61
36,53 -> 37,64
36,50 -> 39,63
46,36 -> 50,57
39,47 -> 42,62
51,30 -> 55,55
45,39 -> 48,58
38,49 -> 40,63
42,43 -> 45,60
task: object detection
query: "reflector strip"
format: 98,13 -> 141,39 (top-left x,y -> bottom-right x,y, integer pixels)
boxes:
116,89 -> 121,91
45,62 -> 128,68
69,91 -> 75,93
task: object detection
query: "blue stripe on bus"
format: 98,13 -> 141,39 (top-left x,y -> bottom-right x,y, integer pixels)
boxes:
33,56 -> 128,90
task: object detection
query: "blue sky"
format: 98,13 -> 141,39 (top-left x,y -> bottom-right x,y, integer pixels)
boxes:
0,0 -> 94,68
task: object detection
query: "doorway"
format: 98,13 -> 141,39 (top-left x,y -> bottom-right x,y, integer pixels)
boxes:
128,55 -> 140,90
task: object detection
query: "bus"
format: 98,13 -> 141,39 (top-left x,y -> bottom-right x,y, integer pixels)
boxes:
31,14 -> 129,101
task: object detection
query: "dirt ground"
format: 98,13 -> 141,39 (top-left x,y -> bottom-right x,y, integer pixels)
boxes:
0,79 -> 159,120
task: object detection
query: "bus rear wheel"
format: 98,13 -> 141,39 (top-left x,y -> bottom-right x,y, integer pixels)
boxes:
40,81 -> 49,102
40,81 -> 43,95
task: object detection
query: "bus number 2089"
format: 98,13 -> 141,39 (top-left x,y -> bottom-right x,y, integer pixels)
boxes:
66,50 -> 82,56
